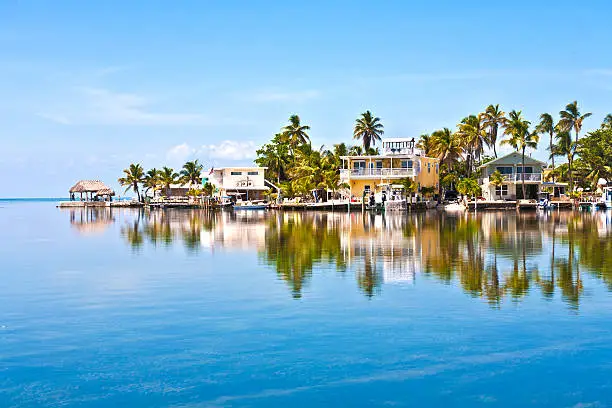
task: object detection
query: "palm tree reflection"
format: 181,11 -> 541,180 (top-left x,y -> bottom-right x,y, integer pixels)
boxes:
68,207 -> 612,306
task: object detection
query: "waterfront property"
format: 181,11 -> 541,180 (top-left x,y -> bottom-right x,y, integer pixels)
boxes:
59,180 -> 116,207
208,166 -> 271,201
339,138 -> 440,201
478,152 -> 567,201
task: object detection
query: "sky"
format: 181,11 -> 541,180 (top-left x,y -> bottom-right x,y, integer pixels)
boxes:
1,0 -> 612,197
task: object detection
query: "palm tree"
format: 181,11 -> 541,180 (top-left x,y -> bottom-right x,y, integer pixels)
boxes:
431,128 -> 464,198
401,177 -> 418,208
348,145 -> 364,156
489,170 -> 505,199
158,166 -> 179,195
118,163 -> 145,202
501,110 -> 539,200
553,131 -> 576,192
416,133 -> 433,156
282,114 -> 310,149
180,159 -> 204,185
457,114 -> 487,176
143,168 -> 161,197
481,104 -> 506,158
536,113 -> 557,182
430,128 -> 463,169
353,110 -> 384,152
602,114 -> 612,130
558,101 -> 591,143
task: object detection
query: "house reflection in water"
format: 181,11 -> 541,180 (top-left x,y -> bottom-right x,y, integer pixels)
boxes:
62,207 -> 612,307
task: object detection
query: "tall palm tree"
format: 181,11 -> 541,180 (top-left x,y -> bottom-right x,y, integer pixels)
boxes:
457,114 -> 487,176
118,163 -> 145,202
180,159 -> 204,185
353,110 -> 384,152
143,168 -> 161,197
158,166 -> 179,194
536,113 -> 557,182
558,101 -> 592,143
552,131 -> 576,192
501,110 -> 539,200
282,114 -> 310,148
601,114 -> 612,130
431,127 -> 464,198
481,104 -> 506,158
430,127 -> 463,170
416,133 -> 433,156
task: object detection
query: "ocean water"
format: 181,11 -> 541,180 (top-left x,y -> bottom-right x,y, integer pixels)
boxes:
1,201 -> 612,407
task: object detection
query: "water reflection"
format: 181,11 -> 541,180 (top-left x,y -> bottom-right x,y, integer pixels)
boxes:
66,207 -> 612,307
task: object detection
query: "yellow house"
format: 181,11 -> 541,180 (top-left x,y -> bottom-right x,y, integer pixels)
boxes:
340,138 -> 440,200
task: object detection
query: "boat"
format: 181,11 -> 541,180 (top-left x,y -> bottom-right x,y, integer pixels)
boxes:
537,192 -> 556,210
234,200 -> 269,210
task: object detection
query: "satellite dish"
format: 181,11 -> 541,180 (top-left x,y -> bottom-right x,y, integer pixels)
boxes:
597,178 -> 608,186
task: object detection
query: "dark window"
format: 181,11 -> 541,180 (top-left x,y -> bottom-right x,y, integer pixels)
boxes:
231,171 -> 242,175
247,171 -> 258,175
496,166 -> 513,175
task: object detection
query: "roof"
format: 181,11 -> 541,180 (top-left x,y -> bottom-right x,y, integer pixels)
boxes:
382,137 -> 416,142
478,151 -> 546,169
70,180 -> 114,193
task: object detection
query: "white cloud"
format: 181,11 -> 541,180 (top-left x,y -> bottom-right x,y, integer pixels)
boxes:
242,89 -> 320,103
200,140 -> 256,161
166,143 -> 196,163
39,87 -> 209,126
164,140 -> 256,167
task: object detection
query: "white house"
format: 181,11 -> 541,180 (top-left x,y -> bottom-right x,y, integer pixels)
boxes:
478,152 -> 565,200
208,167 -> 269,200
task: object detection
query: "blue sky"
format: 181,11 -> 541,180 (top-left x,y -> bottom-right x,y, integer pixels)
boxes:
1,0 -> 612,197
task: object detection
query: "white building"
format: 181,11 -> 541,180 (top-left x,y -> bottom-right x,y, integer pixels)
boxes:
478,152 -> 565,200
208,167 -> 269,200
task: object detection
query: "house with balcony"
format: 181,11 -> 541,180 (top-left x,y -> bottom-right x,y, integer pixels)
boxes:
478,152 -> 566,200
208,166 -> 270,201
340,138 -> 440,200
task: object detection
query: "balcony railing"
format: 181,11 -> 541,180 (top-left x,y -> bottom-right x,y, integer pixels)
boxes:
481,173 -> 543,184
340,168 -> 415,178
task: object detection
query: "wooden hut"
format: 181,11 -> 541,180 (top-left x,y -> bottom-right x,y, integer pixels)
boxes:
69,180 -> 115,202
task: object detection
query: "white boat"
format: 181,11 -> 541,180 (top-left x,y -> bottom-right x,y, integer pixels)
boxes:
234,200 -> 269,210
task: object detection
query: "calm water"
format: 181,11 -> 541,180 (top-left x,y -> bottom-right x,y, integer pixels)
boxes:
1,202 -> 612,407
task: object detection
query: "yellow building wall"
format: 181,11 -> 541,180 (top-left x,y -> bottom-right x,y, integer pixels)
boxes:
343,156 -> 440,199
416,157 -> 440,190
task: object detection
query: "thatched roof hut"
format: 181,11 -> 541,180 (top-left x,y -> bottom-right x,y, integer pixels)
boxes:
69,180 -> 115,201
70,180 -> 111,193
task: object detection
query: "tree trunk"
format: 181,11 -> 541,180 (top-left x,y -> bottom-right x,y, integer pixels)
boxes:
568,155 -> 574,192
521,147 -> 526,200
550,131 -> 555,183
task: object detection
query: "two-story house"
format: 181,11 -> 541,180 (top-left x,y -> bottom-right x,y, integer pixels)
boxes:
208,166 -> 269,200
340,138 -> 440,201
478,152 -> 565,200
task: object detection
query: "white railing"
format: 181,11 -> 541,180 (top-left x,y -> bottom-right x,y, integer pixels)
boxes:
340,168 -> 415,178
481,173 -> 543,183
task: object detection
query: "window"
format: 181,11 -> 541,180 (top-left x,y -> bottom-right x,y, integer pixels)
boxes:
496,166 -> 513,175
436,163 -> 439,174
353,161 -> 365,169
427,163 -> 431,173
247,171 -> 258,175
401,160 -> 413,169
364,185 -> 371,192
230,171 -> 242,175
495,185 -> 509,196
516,166 -> 533,174
376,160 -> 383,169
